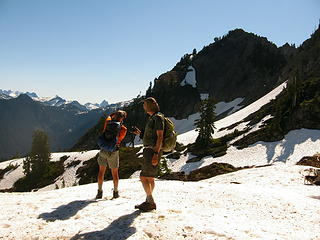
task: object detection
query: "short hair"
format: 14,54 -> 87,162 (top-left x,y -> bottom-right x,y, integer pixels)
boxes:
143,97 -> 160,112
111,110 -> 127,121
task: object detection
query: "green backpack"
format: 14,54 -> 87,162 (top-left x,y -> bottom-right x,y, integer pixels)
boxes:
159,115 -> 177,152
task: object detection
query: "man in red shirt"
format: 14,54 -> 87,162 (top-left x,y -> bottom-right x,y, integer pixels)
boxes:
96,110 -> 127,199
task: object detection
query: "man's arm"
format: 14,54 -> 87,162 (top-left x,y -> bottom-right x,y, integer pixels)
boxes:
154,130 -> 163,154
152,129 -> 163,166
117,125 -> 127,145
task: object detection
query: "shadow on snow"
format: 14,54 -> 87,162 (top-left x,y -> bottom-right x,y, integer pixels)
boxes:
38,200 -> 96,222
70,210 -> 141,240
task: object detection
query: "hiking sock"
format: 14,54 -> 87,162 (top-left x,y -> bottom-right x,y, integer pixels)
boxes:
114,186 -> 118,192
146,195 -> 155,204
98,183 -> 103,191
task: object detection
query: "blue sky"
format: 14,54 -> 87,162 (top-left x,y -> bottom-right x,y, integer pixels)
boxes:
0,0 -> 319,104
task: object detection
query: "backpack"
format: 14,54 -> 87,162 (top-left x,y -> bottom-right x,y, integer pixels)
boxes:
158,114 -> 177,152
97,120 -> 121,152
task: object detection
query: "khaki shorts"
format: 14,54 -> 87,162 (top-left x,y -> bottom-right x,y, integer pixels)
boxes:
140,148 -> 162,178
97,150 -> 119,169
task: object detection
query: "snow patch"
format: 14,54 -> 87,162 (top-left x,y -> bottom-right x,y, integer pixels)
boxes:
180,66 -> 197,88
215,98 -> 244,115
200,93 -> 209,100
169,128 -> 320,174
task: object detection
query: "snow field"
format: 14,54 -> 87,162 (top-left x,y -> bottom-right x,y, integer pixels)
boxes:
1,163 -> 320,240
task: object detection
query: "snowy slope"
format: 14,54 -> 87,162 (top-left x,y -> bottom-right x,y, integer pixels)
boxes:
171,97 -> 244,135
177,82 -> 287,145
1,163 -> 320,240
168,128 -> 320,174
0,151 -> 99,191
166,81 -> 320,174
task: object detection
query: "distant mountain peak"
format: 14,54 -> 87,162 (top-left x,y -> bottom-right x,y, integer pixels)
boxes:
25,92 -> 39,99
100,100 -> 109,108
0,89 -> 109,111
16,93 -> 34,102
50,95 -> 64,101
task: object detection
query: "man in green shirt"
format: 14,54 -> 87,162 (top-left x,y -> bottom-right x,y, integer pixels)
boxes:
133,97 -> 164,212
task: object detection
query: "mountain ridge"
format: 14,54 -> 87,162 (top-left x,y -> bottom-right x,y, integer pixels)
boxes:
72,28 -> 298,151
0,89 -> 109,111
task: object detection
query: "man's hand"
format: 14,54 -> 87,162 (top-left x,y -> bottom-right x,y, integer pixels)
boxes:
132,126 -> 141,135
151,154 -> 159,166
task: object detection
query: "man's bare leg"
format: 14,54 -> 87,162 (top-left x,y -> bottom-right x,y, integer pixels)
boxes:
140,176 -> 152,196
140,176 -> 155,204
111,168 -> 119,192
97,165 -> 107,191
110,168 -> 120,198
96,165 -> 106,199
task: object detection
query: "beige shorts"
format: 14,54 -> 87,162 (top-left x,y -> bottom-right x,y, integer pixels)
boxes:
97,150 -> 119,169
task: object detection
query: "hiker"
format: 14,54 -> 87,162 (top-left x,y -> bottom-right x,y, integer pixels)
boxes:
96,110 -> 127,199
132,97 -> 164,211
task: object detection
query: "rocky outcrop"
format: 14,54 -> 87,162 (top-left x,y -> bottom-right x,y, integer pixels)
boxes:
297,155 -> 320,168
160,162 -> 240,181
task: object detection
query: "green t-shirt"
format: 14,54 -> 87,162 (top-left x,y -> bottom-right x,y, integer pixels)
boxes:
143,113 -> 165,147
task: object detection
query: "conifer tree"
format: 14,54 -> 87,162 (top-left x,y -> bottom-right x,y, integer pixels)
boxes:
23,156 -> 31,176
195,98 -> 216,145
23,130 -> 51,177
146,81 -> 153,96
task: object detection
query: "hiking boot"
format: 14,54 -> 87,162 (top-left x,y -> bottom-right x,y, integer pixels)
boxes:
135,198 -> 149,209
95,190 -> 103,199
137,202 -> 156,212
134,201 -> 147,209
113,190 -> 119,199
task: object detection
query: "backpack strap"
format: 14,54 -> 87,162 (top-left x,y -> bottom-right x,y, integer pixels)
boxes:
153,112 -> 164,121
102,116 -> 112,132
152,112 -> 165,131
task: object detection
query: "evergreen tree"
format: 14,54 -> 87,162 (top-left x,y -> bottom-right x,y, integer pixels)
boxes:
23,130 -> 51,177
146,81 -> 153,96
195,98 -> 216,145
23,156 -> 31,176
